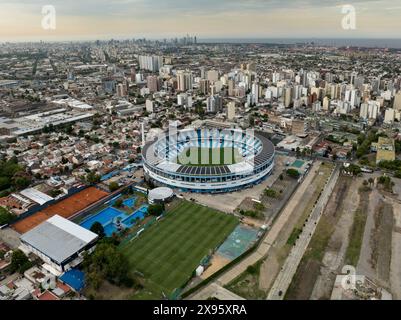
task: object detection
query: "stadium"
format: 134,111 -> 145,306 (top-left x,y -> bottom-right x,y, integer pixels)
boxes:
142,127 -> 275,193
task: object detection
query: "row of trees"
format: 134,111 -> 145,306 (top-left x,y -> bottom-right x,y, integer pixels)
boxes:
0,157 -> 31,194
82,239 -> 135,290
0,207 -> 16,226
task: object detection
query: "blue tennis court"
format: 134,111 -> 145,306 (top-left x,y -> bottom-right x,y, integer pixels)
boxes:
80,203 -> 148,236
80,207 -> 124,230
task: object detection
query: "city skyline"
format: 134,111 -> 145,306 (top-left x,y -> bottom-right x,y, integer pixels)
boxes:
2,0 -> 401,42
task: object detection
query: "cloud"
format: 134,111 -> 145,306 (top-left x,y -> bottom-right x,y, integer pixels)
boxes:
0,0 -> 384,17
0,0 -> 400,40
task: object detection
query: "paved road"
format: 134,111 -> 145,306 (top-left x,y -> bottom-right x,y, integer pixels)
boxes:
188,161 -> 322,300
216,161 -> 322,286
0,228 -> 21,249
190,283 -> 245,300
266,165 -> 340,300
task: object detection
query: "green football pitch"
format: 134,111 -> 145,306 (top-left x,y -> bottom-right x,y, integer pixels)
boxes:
120,201 -> 239,299
176,147 -> 242,166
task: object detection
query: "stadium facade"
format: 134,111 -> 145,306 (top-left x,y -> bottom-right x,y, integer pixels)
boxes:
142,127 -> 275,193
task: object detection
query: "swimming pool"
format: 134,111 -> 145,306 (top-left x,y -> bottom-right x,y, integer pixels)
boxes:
121,206 -> 148,228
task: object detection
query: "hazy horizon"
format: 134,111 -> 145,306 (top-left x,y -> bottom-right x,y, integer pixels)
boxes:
3,37 -> 401,50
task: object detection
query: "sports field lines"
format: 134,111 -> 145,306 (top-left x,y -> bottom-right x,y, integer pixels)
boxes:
121,201 -> 238,298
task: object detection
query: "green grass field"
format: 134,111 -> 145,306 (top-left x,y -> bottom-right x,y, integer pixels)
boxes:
120,201 -> 239,299
176,147 -> 242,166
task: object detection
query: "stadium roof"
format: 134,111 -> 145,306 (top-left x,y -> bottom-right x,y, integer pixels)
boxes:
20,215 -> 98,264
143,130 -> 274,176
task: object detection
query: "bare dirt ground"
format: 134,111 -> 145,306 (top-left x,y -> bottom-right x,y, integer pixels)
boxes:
390,199 -> 401,299
258,250 -> 279,292
201,254 -> 231,280
256,162 -> 328,293
384,176 -> 401,298
371,200 -> 393,284
84,280 -> 136,300
310,176 -> 362,300
356,187 -> 395,291
356,189 -> 382,278
286,175 -> 353,300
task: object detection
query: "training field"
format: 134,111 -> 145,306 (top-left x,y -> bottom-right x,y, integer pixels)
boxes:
177,147 -> 242,166
121,201 -> 239,299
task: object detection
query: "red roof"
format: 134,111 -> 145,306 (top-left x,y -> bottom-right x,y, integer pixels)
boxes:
37,291 -> 60,301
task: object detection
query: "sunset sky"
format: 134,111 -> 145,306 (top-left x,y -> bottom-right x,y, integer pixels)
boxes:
1,0 -> 401,41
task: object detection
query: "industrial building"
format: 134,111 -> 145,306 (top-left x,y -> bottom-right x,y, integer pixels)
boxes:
20,215 -> 98,275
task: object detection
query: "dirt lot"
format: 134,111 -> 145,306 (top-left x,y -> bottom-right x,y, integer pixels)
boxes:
390,197 -> 401,299
310,177 -> 362,300
255,162 -> 332,294
201,254 -> 231,280
285,175 -> 353,300
371,200 -> 394,284
225,261 -> 267,300
84,280 -> 136,300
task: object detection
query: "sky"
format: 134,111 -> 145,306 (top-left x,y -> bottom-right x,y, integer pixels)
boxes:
1,0 -> 401,42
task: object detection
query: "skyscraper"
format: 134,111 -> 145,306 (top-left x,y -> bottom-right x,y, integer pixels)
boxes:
147,75 -> 159,93
227,101 -> 236,120
393,92 -> 401,111
138,55 -> 163,72
177,70 -> 193,92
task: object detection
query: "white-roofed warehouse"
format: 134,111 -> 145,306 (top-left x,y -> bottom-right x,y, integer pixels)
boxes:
20,215 -> 98,274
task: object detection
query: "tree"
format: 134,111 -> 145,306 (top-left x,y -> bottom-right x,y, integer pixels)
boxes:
86,172 -> 101,184
346,164 -> 362,176
148,203 -> 164,216
109,182 -> 120,192
90,222 -> 105,239
114,198 -> 123,208
83,241 -> 133,288
286,169 -> 301,179
14,176 -> 31,190
378,176 -> 395,192
0,207 -> 16,226
10,250 -> 32,274
296,147 -> 301,158
264,189 -> 277,198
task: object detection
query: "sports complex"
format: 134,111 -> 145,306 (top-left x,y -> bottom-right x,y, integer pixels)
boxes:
142,128 -> 275,193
